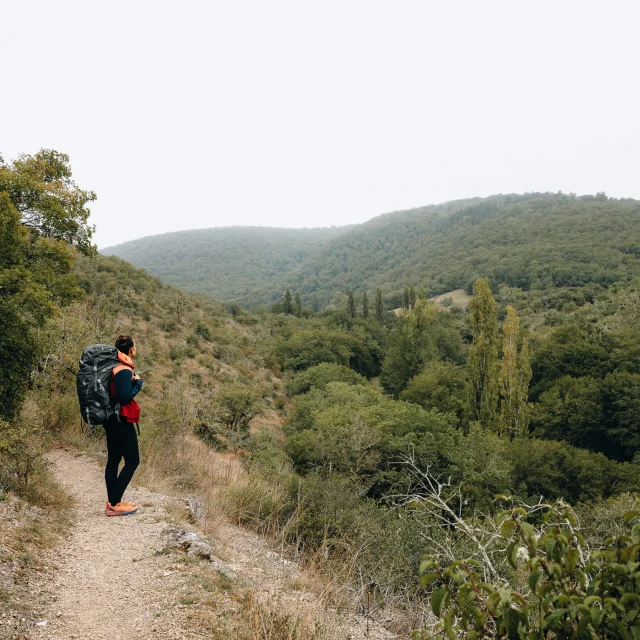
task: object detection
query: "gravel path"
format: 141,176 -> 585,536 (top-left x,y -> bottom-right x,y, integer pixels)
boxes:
34,451 -> 191,640
26,450 -> 396,640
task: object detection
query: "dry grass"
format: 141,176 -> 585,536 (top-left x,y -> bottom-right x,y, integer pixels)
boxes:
430,289 -> 472,311
392,289 -> 472,316
0,468 -> 73,630
138,432 -> 247,535
166,550 -> 361,640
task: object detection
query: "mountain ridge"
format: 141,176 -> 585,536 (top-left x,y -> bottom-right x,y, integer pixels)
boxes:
103,192 -> 640,309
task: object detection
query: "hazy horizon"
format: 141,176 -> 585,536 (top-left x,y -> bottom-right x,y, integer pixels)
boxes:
4,1 -> 640,248
100,189 -> 613,250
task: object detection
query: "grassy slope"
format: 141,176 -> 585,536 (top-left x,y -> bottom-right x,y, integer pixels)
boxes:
103,193 -> 640,310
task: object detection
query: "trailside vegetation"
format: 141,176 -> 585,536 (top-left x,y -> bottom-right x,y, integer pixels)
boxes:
0,151 -> 95,485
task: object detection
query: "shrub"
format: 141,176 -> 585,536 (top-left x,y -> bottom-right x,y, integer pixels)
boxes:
401,362 -> 469,426
194,321 -> 212,341
0,401 -> 48,488
197,381 -> 263,450
415,502 -> 640,639
286,362 -> 367,396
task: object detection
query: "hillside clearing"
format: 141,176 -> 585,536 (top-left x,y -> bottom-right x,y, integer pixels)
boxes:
429,289 -> 472,311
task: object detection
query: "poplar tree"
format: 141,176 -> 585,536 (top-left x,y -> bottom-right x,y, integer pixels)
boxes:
499,305 -> 532,439
403,286 -> 410,309
409,285 -> 417,309
294,291 -> 303,317
284,288 -> 293,314
347,289 -> 356,318
467,278 -> 499,429
362,291 -> 369,318
418,286 -> 427,300
376,288 -> 384,325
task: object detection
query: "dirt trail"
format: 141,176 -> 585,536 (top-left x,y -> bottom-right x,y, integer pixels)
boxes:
33,451 -> 197,640
30,451 -> 394,640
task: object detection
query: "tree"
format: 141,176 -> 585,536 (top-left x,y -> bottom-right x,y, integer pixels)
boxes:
347,289 -> 356,318
467,278 -> 499,429
283,288 -> 293,314
294,291 -> 303,317
362,291 -> 369,318
376,288 -> 384,325
532,376 -> 604,451
401,362 -> 469,426
403,286 -> 410,309
380,298 -> 438,396
498,306 -> 532,439
0,151 -> 94,421
409,284 -> 417,309
0,149 -> 96,254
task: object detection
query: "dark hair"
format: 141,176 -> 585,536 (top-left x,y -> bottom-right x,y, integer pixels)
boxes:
115,334 -> 134,355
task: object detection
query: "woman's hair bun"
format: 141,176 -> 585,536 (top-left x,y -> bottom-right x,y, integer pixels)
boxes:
115,334 -> 135,354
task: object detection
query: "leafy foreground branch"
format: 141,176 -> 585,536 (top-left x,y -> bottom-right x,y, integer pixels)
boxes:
414,498 -> 640,639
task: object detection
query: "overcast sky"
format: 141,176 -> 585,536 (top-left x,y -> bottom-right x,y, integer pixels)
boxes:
3,1 -> 640,248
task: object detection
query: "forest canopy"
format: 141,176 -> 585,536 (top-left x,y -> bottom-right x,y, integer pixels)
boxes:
104,192 -> 640,310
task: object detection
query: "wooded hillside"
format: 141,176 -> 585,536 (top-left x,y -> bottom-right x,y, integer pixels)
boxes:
102,225 -> 350,308
103,193 -> 640,310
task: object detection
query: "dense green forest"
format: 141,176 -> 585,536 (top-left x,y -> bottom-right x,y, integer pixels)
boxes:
104,192 -> 640,311
3,151 -> 640,638
102,225 -> 350,308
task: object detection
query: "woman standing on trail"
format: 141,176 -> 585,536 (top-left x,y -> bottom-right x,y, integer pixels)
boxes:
104,334 -> 143,517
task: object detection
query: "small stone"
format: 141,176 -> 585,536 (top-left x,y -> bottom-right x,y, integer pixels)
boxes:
163,526 -> 198,551
210,557 -> 234,579
36,620 -> 48,627
187,540 -> 214,560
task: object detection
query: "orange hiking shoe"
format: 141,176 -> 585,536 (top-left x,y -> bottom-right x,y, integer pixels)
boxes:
105,501 -> 138,516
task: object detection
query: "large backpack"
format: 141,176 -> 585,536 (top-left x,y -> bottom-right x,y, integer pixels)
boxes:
76,344 -> 121,427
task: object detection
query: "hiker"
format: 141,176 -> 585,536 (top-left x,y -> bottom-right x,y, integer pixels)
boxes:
104,334 -> 143,517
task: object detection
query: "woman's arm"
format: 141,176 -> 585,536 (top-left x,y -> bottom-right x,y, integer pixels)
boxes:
113,368 -> 143,405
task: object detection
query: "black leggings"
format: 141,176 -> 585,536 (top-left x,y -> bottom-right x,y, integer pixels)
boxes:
104,419 -> 140,505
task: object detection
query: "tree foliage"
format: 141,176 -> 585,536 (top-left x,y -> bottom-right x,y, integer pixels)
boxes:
467,278 -> 499,429
416,503 -> 640,640
380,299 -> 439,396
0,149 -> 95,254
0,151 -> 93,421
499,306 -> 532,439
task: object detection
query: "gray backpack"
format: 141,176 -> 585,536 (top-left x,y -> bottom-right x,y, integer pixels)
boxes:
76,344 -> 120,427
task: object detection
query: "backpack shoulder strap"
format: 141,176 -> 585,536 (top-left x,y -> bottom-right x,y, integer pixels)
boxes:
112,364 -> 133,377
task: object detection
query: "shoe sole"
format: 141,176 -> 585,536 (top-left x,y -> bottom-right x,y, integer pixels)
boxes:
105,508 -> 138,517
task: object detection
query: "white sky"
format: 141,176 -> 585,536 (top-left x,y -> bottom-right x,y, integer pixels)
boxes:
3,1 -> 640,248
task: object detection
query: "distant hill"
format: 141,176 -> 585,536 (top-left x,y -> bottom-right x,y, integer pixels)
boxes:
103,193 -> 640,309
102,225 -> 350,308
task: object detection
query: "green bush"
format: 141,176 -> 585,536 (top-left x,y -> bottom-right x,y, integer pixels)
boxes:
286,362 -> 367,396
415,502 -> 640,639
196,381 -> 263,450
505,438 -> 640,504
401,362 -> 469,426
